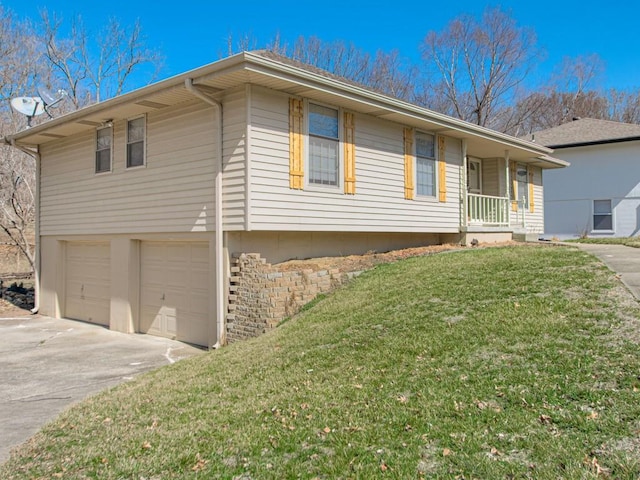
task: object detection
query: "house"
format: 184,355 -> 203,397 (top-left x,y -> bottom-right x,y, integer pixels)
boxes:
4,51 -> 566,348
524,118 -> 640,239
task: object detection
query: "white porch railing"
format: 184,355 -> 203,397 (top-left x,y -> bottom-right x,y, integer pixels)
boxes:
467,193 -> 510,227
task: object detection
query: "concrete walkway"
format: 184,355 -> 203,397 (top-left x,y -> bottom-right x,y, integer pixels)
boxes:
571,242 -> 640,300
0,316 -> 204,464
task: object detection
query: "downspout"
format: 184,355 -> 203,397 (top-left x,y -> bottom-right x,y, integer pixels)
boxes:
184,78 -> 225,348
4,138 -> 40,314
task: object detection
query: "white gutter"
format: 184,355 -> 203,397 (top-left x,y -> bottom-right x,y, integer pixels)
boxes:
4,139 -> 40,314
241,52 -> 558,158
184,78 -> 226,349
9,51 -> 556,163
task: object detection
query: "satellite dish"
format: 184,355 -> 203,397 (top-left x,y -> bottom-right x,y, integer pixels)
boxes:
10,97 -> 45,127
10,89 -> 67,128
38,88 -> 67,113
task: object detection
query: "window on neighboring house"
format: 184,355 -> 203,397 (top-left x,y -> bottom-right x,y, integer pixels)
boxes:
415,131 -> 436,196
95,126 -> 112,173
127,116 -> 145,168
593,199 -> 613,231
308,103 -> 339,186
515,163 -> 529,207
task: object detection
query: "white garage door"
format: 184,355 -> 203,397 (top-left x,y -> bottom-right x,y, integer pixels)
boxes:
65,242 -> 111,326
140,242 -> 210,346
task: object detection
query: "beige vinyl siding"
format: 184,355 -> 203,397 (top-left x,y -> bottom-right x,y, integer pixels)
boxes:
40,101 -> 217,236
248,88 -> 462,232
222,89 -> 247,230
480,158 -> 502,197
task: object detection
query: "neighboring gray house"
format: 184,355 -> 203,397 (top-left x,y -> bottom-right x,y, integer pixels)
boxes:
5,51 -> 565,348
524,118 -> 640,239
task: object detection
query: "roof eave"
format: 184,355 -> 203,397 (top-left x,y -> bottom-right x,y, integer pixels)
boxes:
6,50 -> 554,161
240,52 -> 553,158
549,135 -> 640,149
4,52 -> 249,144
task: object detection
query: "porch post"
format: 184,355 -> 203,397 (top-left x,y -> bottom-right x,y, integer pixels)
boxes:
504,150 -> 510,227
461,139 -> 468,228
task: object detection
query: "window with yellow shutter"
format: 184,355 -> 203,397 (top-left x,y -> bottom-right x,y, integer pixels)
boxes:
415,131 -> 436,197
308,103 -> 340,186
289,98 -> 356,194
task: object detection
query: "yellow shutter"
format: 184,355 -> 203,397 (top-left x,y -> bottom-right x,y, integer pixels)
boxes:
438,136 -> 447,202
344,112 -> 356,194
510,161 -> 518,212
528,166 -> 535,213
289,98 -> 304,190
403,128 -> 414,200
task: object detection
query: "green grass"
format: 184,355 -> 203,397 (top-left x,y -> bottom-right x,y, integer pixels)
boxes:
570,236 -> 640,248
3,245 -> 640,479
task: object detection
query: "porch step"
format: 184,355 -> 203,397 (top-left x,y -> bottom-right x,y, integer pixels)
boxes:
513,232 -> 542,243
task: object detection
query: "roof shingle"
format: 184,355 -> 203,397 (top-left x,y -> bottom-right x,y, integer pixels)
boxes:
522,118 -> 640,148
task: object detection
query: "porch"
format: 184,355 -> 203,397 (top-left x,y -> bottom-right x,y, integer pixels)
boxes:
460,155 -> 537,233
465,193 -> 529,229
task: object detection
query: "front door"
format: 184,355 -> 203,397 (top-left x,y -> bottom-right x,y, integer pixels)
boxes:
467,158 -> 482,194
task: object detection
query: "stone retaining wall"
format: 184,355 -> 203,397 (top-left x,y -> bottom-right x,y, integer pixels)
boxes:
226,253 -> 362,343
0,281 -> 35,310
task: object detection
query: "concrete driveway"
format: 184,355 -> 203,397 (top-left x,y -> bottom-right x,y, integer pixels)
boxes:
0,315 -> 204,464
572,242 -> 640,300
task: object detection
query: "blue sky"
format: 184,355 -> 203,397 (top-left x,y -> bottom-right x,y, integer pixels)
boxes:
4,0 -> 639,91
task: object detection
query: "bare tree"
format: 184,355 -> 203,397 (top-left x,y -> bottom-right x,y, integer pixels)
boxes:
0,7 -> 163,274
226,33 -> 419,101
39,10 -> 163,109
420,6 -> 542,128
608,88 -> 640,124
499,54 -> 609,135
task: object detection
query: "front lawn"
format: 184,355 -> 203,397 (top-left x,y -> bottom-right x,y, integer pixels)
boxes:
571,237 -> 640,248
2,245 -> 640,479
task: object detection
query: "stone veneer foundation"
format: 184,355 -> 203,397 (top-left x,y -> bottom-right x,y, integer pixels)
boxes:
226,253 -> 362,343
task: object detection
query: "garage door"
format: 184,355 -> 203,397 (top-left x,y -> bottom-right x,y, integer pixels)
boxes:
65,242 -> 111,326
140,242 -> 210,346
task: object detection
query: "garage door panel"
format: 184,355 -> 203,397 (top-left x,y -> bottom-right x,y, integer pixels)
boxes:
65,242 -> 110,327
140,241 -> 210,347
189,292 -> 209,316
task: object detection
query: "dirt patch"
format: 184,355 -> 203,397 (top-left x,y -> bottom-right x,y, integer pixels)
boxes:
0,298 -> 30,317
276,243 -> 485,272
274,241 -> 522,273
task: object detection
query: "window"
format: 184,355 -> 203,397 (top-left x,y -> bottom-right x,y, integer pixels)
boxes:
95,126 -> 112,173
415,131 -> 436,197
308,103 -> 339,186
593,199 -> 613,231
127,116 -> 145,168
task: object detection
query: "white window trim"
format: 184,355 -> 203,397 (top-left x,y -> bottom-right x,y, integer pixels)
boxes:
126,114 -> 147,169
467,157 -> 482,194
304,99 -> 343,192
591,199 -> 614,233
95,125 -> 113,175
414,129 -> 439,201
